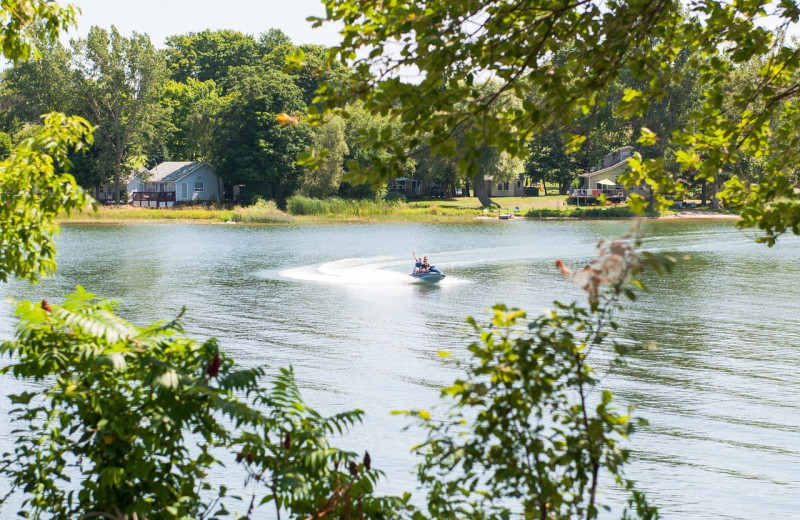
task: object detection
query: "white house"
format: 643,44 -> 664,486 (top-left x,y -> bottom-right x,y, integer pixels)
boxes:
128,162 -> 222,207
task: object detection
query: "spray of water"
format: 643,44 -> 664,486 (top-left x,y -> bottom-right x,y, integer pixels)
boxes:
278,256 -> 467,286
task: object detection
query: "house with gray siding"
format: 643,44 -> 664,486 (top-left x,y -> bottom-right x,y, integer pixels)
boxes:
128,162 -> 222,207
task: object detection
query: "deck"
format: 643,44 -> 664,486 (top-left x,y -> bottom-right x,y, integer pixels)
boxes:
567,188 -> 625,205
131,191 -> 176,207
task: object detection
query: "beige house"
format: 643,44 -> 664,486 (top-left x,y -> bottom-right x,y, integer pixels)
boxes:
489,173 -> 527,197
571,146 -> 650,204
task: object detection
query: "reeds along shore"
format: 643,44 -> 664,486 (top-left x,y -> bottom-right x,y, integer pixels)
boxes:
59,196 -> 733,224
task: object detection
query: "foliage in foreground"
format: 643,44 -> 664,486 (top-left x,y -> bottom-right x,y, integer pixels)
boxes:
404,237 -> 668,520
0,236 -> 667,519
0,288 -> 398,520
0,112 -> 92,282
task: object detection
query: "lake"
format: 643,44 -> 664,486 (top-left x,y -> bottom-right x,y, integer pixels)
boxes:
0,218 -> 798,518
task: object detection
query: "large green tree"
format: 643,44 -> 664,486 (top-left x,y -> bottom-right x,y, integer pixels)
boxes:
165,29 -> 263,87
212,69 -> 312,203
71,26 -> 167,204
0,39 -> 75,125
160,77 -> 226,161
298,115 -> 348,197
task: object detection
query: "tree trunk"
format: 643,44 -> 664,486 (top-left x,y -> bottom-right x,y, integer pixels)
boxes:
473,173 -> 492,206
701,180 -> 707,206
559,180 -> 570,195
711,182 -> 720,209
114,135 -> 124,207
113,168 -> 120,207
463,178 -> 470,197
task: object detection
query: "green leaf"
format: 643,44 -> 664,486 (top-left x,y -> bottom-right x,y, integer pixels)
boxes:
156,369 -> 179,389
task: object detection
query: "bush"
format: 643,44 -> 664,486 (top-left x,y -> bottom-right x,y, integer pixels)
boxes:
229,199 -> 291,223
526,206 -> 639,219
383,190 -> 406,202
0,289 -> 399,519
286,195 -> 406,216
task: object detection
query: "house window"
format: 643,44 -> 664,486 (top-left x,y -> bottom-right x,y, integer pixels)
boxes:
622,150 -> 629,157
503,182 -> 509,191
195,182 -> 204,192
181,183 -> 188,199
497,184 -> 503,191
517,181 -> 521,188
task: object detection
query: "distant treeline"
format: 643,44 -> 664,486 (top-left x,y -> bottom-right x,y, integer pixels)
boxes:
0,28 -> 760,204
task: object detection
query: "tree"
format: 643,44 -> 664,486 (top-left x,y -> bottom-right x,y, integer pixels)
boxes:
0,1 -> 78,62
0,39 -> 75,125
212,69 -> 312,204
273,42 -> 348,106
160,78 -> 226,161
340,103 -> 413,196
72,26 -> 167,204
299,115 -> 348,197
165,29 -> 263,87
525,127 -> 576,194
0,3 -> 92,284
0,131 -> 12,159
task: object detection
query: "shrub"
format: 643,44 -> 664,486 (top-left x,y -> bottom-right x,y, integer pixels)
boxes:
286,195 -> 406,216
0,289 -> 399,519
526,206 -> 638,219
229,199 -> 291,223
383,190 -> 406,202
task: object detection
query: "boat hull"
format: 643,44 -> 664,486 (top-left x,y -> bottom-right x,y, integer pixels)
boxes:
410,272 -> 446,283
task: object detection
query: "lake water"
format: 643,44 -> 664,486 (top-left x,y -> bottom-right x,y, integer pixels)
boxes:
0,219 -> 798,518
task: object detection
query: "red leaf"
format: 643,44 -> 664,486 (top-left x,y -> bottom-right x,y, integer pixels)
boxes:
206,352 -> 220,378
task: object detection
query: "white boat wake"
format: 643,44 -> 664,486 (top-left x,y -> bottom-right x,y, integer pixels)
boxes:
278,256 -> 468,286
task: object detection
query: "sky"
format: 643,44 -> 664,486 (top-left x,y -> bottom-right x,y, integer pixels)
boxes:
68,0 -> 343,47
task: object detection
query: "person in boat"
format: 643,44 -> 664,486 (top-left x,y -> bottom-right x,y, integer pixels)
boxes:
413,251 -> 423,273
421,256 -> 430,272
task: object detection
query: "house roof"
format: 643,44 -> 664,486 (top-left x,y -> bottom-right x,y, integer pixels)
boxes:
579,157 -> 630,178
148,162 -> 211,183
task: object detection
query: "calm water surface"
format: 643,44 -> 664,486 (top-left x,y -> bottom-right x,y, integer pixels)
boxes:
0,219 -> 798,518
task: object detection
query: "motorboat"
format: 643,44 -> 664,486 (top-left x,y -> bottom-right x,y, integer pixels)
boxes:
410,266 -> 446,283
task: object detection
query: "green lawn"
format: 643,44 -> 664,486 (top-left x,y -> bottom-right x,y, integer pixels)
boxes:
409,195 -> 571,212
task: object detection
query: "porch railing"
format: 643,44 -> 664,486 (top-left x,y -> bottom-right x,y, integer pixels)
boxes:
131,191 -> 176,203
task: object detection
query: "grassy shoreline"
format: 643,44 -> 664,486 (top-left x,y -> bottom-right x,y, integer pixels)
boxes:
58,196 -> 737,224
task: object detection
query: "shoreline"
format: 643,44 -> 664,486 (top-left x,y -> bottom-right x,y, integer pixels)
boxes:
58,209 -> 739,225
